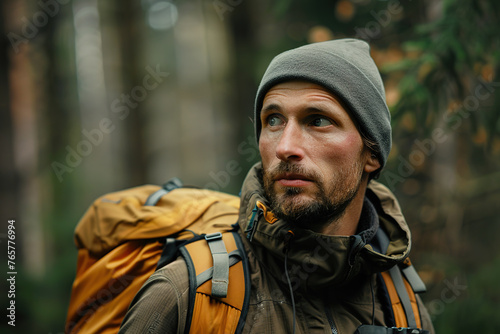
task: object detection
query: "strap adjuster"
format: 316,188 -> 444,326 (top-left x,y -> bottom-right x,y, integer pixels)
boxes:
205,232 -> 223,241
204,232 -> 229,298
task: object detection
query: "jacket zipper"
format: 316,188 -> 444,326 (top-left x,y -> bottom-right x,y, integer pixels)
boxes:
325,305 -> 338,334
245,204 -> 263,242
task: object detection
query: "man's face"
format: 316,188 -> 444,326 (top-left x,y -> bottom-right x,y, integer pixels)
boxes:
259,81 -> 379,230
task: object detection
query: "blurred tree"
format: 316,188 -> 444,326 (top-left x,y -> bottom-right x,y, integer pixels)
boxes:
0,1 -> 19,244
0,4 -> 20,328
376,0 -> 500,265
116,0 -> 148,186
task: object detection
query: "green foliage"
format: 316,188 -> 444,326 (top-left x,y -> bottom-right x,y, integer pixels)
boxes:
432,256 -> 500,333
386,0 -> 500,143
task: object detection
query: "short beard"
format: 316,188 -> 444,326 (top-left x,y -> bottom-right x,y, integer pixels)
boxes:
262,161 -> 364,231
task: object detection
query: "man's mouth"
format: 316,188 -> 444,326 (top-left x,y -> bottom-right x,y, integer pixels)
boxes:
274,173 -> 314,187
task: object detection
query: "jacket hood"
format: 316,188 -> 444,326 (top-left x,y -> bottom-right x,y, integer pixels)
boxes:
237,163 -> 411,290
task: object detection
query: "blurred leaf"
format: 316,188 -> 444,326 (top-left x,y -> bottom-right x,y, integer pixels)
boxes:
273,0 -> 293,16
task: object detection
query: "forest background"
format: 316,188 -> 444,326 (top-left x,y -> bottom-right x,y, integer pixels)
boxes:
1,0 -> 500,333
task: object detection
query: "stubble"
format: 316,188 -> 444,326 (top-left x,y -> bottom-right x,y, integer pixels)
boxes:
262,160 -> 364,231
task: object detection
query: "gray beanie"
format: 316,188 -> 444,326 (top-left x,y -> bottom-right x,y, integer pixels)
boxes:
254,38 -> 392,170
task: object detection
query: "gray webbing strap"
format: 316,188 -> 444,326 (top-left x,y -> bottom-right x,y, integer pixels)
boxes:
376,228 -> 427,293
375,228 -> 419,328
374,228 -> 390,255
402,265 -> 427,293
145,189 -> 168,206
196,250 -> 241,288
144,177 -> 183,206
388,265 -> 417,328
205,232 -> 229,298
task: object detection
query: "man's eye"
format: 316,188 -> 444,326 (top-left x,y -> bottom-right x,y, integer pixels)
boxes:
311,117 -> 333,127
268,115 -> 284,127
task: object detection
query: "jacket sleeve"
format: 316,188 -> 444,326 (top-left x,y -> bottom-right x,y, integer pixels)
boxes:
118,258 -> 190,334
416,294 -> 435,334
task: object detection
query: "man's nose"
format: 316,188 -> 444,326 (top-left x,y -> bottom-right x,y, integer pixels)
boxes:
275,121 -> 305,162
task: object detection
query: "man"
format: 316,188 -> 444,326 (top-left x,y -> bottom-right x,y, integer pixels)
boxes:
119,38 -> 434,333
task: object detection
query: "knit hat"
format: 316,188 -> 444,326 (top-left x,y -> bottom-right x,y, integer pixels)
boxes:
254,38 -> 392,170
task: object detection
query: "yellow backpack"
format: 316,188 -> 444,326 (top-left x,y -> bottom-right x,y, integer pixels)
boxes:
65,179 -> 427,333
65,179 -> 250,333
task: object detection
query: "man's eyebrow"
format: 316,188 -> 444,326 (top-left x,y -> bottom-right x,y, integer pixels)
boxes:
304,106 -> 328,114
261,102 -> 344,118
304,103 -> 344,117
261,103 -> 281,115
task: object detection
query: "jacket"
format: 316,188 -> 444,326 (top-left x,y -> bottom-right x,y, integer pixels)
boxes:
119,163 -> 435,333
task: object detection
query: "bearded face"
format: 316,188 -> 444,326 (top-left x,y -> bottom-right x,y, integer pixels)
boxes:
262,159 -> 364,230
258,81 -> 380,233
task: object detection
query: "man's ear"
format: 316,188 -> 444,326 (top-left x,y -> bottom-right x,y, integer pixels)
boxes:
364,151 -> 381,174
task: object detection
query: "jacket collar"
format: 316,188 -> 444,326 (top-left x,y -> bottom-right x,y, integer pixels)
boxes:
238,163 -> 411,290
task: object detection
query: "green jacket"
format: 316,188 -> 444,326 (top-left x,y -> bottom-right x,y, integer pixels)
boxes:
119,163 -> 434,333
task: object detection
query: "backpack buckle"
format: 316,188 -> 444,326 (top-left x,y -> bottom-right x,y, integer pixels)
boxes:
205,232 -> 223,241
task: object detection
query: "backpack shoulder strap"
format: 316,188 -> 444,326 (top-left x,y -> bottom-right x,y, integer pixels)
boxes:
144,177 -> 183,206
180,230 -> 250,334
373,228 -> 426,329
